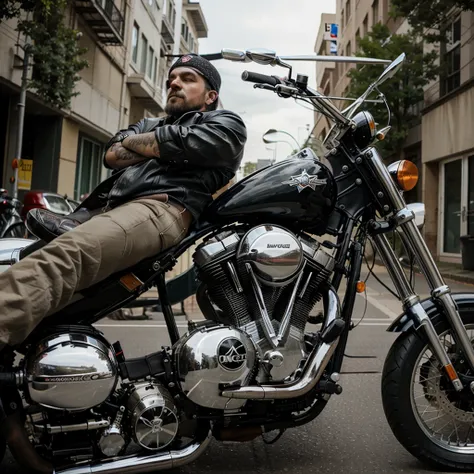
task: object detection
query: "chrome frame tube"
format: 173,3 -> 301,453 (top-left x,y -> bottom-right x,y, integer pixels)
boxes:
277,262 -> 306,343
246,263 -> 279,348
370,233 -> 413,300
368,147 -> 474,374
54,432 -> 211,474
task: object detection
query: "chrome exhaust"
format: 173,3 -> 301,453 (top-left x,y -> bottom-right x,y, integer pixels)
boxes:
54,431 -> 211,474
221,289 -> 342,400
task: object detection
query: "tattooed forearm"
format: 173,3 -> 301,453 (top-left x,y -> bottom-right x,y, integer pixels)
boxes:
111,143 -> 145,162
105,143 -> 151,169
122,132 -> 160,158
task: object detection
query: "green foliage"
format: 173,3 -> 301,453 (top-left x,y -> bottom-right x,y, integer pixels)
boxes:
243,162 -> 257,176
390,0 -> 474,42
348,23 -> 439,157
0,0 -> 88,109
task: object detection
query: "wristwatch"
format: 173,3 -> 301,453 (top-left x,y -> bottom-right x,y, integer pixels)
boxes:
106,132 -> 130,149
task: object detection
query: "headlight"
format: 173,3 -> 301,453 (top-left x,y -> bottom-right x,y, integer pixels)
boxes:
387,160 -> 419,191
352,111 -> 376,149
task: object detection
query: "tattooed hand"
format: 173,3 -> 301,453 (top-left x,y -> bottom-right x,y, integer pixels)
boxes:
122,132 -> 160,158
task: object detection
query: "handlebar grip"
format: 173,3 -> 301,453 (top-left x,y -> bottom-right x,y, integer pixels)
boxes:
241,71 -> 282,87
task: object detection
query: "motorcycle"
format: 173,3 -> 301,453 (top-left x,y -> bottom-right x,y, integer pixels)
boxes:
0,189 -> 26,238
0,48 -> 473,473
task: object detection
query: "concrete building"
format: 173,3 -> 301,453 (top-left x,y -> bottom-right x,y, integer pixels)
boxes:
421,11 -> 474,262
313,5 -> 474,263
0,0 -> 208,202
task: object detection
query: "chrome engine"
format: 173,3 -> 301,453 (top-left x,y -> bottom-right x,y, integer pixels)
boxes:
174,225 -> 335,410
24,329 -> 181,461
25,332 -> 119,411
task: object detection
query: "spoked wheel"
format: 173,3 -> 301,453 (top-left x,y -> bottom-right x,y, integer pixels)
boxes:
382,316 -> 474,471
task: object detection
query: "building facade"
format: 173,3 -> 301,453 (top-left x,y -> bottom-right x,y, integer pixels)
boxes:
0,0 -> 208,202
314,3 -> 474,262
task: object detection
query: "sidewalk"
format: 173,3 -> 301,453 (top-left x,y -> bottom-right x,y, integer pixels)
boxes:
397,259 -> 474,286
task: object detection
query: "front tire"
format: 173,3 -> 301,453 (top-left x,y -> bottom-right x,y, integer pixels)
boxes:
382,312 -> 474,471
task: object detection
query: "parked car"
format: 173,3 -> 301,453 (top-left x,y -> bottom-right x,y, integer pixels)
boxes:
21,191 -> 79,220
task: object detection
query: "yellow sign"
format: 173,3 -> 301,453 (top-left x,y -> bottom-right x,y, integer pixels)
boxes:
18,159 -> 33,191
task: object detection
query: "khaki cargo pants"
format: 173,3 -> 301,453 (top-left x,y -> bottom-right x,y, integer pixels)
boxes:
0,199 -> 190,350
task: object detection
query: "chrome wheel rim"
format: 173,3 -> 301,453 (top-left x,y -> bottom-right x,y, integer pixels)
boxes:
410,325 -> 474,453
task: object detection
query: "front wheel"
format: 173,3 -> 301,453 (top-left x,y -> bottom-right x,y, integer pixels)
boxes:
382,312 -> 474,471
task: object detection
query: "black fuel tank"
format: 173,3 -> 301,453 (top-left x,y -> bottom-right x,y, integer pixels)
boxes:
204,149 -> 337,235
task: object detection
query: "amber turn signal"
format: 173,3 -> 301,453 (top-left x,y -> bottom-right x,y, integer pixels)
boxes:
356,281 -> 366,293
397,160 -> 419,191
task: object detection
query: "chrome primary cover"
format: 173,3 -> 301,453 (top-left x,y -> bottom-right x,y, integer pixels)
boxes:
237,225 -> 303,285
175,325 -> 257,410
26,332 -> 118,411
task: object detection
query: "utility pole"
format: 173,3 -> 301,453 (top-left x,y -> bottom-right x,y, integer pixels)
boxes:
12,43 -> 31,199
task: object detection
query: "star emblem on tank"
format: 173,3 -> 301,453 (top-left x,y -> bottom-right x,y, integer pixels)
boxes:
282,167 -> 327,193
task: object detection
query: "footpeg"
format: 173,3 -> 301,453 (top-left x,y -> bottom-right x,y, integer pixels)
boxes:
317,379 -> 343,395
320,319 -> 345,343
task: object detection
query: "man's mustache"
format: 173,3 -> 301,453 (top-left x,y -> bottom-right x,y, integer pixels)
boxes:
168,92 -> 185,100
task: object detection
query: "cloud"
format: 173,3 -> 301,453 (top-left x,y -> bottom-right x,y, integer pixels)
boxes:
198,0 -> 336,163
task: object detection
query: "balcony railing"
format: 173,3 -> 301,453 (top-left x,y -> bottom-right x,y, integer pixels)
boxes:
75,0 -> 125,45
161,14 -> 174,44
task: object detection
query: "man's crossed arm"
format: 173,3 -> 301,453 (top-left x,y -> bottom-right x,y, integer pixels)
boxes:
104,132 -> 160,170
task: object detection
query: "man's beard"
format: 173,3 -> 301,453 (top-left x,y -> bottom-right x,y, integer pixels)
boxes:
165,97 -> 203,118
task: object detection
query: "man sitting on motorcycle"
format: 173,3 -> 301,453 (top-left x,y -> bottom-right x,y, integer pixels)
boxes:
0,54 -> 247,353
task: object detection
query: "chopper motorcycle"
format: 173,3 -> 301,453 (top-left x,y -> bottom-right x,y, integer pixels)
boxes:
0,48 -> 474,473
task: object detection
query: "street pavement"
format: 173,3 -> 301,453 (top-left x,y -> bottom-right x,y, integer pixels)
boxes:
2,265 -> 473,473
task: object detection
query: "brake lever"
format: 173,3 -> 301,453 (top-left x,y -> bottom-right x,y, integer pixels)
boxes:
253,83 -> 275,91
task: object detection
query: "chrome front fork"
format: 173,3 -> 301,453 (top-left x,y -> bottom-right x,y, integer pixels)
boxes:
367,148 -> 474,391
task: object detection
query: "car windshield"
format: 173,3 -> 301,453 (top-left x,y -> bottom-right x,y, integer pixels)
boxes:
44,195 -> 71,215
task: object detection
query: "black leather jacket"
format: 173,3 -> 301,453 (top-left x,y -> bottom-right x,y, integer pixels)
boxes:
102,109 -> 247,221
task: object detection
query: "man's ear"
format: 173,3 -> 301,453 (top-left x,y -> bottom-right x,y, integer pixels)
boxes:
206,90 -> 218,105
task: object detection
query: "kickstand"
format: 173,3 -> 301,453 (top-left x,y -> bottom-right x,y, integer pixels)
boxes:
262,429 -> 286,445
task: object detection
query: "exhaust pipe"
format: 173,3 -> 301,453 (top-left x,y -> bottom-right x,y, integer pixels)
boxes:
222,289 -> 342,400
4,393 -> 210,474
54,431 -> 211,474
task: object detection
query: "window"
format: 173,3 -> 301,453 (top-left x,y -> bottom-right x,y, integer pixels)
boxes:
346,40 -> 352,57
372,0 -> 379,24
345,0 -> 351,25
355,29 -> 360,50
75,136 -> 104,201
341,9 -> 344,31
363,14 -> 368,36
141,34 -> 148,73
189,36 -> 194,52
153,56 -> 158,83
131,23 -> 139,64
147,46 -> 154,78
443,18 -> 461,95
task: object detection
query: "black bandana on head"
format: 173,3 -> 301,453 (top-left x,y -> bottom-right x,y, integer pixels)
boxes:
168,54 -> 221,92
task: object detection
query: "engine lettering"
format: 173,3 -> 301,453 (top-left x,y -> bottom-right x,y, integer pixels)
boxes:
267,243 -> 291,249
217,338 -> 247,371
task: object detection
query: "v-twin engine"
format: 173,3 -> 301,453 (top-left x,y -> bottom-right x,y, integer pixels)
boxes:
189,224 -> 335,396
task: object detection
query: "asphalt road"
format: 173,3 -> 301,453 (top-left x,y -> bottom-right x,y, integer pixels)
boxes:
2,265 -> 473,474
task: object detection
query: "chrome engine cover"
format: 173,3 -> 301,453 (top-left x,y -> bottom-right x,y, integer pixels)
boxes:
25,332 -> 118,411
127,382 -> 178,451
237,225 -> 303,285
174,325 -> 257,410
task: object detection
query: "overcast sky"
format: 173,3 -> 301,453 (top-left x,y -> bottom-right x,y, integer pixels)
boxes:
197,0 -> 336,164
